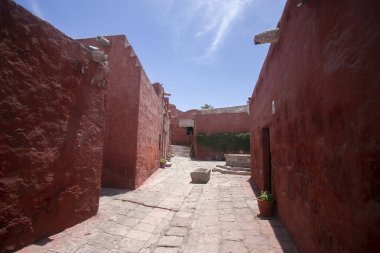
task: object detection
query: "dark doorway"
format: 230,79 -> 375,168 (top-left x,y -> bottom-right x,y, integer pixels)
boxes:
186,127 -> 193,135
261,128 -> 272,193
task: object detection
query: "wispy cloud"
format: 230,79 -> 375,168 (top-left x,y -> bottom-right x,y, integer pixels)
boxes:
193,0 -> 253,58
153,0 -> 254,62
28,0 -> 44,19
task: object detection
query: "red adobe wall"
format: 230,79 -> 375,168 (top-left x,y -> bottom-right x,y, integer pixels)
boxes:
168,104 -> 179,147
134,80 -> 165,188
169,106 -> 198,146
195,111 -> 249,134
78,36 -> 167,189
163,97 -> 171,156
249,0 -> 380,252
0,1 -> 107,251
194,107 -> 249,160
152,83 -> 170,160
78,35 -> 140,189
168,104 -> 180,146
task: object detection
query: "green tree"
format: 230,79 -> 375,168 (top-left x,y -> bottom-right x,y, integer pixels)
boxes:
200,104 -> 214,110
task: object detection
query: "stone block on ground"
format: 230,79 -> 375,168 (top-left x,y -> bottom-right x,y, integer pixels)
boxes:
190,168 -> 211,183
224,154 -> 251,168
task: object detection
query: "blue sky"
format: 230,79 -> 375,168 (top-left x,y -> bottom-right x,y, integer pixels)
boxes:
15,0 -> 286,111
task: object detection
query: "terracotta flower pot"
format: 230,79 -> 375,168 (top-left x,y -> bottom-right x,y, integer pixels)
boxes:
257,199 -> 274,217
160,161 -> 166,168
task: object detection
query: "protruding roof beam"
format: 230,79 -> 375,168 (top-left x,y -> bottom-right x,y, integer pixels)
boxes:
297,0 -> 309,7
91,50 -> 108,62
85,45 -> 108,62
96,36 -> 111,46
254,28 -> 280,45
87,45 -> 100,51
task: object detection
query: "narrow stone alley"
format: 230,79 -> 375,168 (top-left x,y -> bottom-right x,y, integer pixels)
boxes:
19,146 -> 298,253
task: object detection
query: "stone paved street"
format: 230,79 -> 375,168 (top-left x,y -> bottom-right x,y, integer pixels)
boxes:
18,146 -> 298,253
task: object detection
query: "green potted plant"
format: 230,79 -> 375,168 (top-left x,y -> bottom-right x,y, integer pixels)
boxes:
160,158 -> 167,168
257,191 -> 274,217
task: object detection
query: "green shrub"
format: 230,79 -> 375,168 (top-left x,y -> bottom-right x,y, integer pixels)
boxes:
195,132 -> 250,153
258,191 -> 273,201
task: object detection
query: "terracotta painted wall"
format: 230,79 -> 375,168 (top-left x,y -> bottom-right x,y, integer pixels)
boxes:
168,104 -> 178,147
194,111 -> 249,160
152,83 -> 169,160
78,36 -> 166,189
78,35 -> 139,189
195,111 -> 249,134
0,1 -> 107,251
249,0 -> 380,252
169,107 -> 198,146
163,98 -> 171,157
135,79 -> 164,188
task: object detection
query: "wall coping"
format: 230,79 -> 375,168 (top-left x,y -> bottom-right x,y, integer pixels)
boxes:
199,105 -> 248,115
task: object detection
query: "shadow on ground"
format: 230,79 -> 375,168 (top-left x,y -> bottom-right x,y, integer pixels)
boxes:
100,188 -> 131,197
248,179 -> 299,252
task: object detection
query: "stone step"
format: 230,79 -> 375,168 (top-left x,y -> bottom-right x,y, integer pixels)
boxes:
216,165 -> 251,172
212,167 -> 251,175
171,145 -> 191,157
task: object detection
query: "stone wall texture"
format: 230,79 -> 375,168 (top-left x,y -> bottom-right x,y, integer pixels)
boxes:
78,36 -> 166,189
194,110 -> 249,160
0,0 -> 107,251
249,0 -> 380,252
135,80 -> 165,188
163,98 -> 171,157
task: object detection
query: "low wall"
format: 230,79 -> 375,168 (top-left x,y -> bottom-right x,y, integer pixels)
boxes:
194,107 -> 249,160
225,154 -> 251,168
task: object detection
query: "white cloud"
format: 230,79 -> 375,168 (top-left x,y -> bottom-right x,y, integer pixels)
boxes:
28,0 -> 44,19
194,0 -> 253,57
153,0 -> 256,62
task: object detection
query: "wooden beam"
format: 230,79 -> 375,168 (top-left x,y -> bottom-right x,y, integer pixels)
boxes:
96,36 -> 111,47
254,28 -> 280,45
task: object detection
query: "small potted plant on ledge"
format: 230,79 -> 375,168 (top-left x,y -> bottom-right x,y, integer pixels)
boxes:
257,191 -> 274,217
160,158 -> 167,168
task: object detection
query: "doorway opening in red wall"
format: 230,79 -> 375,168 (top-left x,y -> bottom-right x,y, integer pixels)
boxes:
186,127 -> 193,135
261,128 -> 272,193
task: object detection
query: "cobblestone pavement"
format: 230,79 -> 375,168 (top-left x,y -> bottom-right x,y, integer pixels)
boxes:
19,146 -> 298,253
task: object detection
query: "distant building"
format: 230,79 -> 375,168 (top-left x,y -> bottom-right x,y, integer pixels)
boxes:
169,104 -> 249,160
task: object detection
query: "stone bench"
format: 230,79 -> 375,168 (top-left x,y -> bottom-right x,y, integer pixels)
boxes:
224,154 -> 251,168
